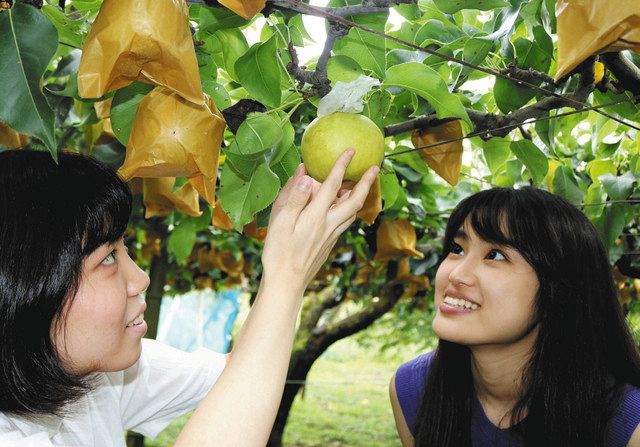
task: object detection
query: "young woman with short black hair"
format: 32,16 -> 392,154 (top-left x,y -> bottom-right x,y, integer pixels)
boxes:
0,148 -> 378,446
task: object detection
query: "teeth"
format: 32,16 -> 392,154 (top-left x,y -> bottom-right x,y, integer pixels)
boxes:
127,314 -> 144,327
444,296 -> 478,310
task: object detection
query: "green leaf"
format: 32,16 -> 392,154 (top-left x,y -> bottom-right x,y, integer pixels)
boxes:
593,203 -> 627,253
433,0 -> 509,14
583,183 -> 605,220
235,35 -> 281,108
327,55 -> 363,84
167,208 -> 212,264
552,166 -> 585,205
270,145 -> 301,187
198,6 -> 248,36
384,62 -> 471,128
110,82 -> 154,146
219,162 -> 281,231
599,172 -> 637,200
482,137 -> 511,174
268,113 -> 295,165
587,159 -> 616,185
234,112 -> 283,157
510,140 -> 548,185
461,38 -> 494,76
209,28 -> 249,83
225,143 -> 263,181
380,173 -> 401,211
167,225 -> 196,264
332,0 -> 387,78
41,5 -> 85,49
0,3 -> 58,157
364,89 -> 392,129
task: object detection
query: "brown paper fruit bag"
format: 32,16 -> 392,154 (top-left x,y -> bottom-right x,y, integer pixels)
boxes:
118,87 -> 225,206
374,219 -> 424,261
411,120 -> 463,186
218,0 -> 267,20
143,177 -> 202,218
78,0 -> 204,105
555,0 -> 640,81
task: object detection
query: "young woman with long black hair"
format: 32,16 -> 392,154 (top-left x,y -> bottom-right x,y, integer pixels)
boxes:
390,187 -> 640,446
0,148 -> 378,446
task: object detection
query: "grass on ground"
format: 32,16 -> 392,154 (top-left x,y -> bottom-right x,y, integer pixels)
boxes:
145,336 -> 424,446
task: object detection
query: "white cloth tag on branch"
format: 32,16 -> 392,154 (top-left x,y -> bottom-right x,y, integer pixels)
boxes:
317,75 -> 381,117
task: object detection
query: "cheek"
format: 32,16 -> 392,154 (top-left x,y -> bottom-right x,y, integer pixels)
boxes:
434,262 -> 451,299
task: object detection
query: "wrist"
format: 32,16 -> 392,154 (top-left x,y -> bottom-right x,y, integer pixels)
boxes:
260,269 -> 306,299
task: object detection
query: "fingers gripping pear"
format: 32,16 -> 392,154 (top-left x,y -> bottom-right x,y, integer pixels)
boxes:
301,112 -> 384,182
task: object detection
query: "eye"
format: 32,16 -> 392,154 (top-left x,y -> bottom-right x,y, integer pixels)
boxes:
101,249 -> 117,266
486,249 -> 506,261
449,242 -> 464,256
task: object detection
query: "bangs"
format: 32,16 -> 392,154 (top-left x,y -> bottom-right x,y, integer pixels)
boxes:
75,166 -> 132,257
443,188 -> 530,256
79,183 -> 131,256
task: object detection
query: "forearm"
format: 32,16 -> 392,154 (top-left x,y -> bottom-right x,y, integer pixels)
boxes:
174,273 -> 304,446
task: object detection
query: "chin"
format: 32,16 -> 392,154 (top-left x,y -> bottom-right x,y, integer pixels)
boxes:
432,316 -> 470,345
103,342 -> 143,372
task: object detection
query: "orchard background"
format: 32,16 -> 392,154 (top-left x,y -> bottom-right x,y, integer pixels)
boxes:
1,0 -> 639,445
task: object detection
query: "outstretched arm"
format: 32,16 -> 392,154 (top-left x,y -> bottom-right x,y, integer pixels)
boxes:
174,150 -> 379,446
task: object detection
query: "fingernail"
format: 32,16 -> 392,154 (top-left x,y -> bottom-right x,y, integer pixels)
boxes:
298,176 -> 312,192
295,163 -> 305,176
371,166 -> 380,176
345,148 -> 355,156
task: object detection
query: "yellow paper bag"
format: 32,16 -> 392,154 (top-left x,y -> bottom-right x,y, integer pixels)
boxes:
78,0 -> 204,105
142,177 -> 201,218
357,176 -> 382,225
0,121 -> 29,148
118,87 -> 225,206
411,120 -> 463,186
555,0 -> 640,81
218,0 -> 266,20
374,219 -> 424,261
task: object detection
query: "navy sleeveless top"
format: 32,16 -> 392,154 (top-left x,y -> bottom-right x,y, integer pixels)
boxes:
395,352 -> 640,446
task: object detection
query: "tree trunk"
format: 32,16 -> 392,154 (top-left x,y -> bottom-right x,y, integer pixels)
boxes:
126,243 -> 169,447
267,284 -> 404,446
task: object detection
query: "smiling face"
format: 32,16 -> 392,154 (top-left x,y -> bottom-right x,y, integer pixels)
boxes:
432,222 -> 540,349
52,238 -> 150,374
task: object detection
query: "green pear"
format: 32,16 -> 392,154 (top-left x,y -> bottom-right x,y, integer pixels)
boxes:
301,112 -> 384,182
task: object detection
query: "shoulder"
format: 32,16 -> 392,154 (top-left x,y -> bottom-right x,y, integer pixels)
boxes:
393,351 -> 436,436
607,384 -> 640,447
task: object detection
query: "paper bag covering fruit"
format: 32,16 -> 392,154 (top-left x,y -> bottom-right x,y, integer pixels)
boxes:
218,0 -> 266,20
411,120 -> 463,187
143,177 -> 201,218
374,219 -> 424,261
357,176 -> 382,225
78,0 -> 204,105
555,0 -> 640,81
0,121 -> 29,148
117,87 -> 225,206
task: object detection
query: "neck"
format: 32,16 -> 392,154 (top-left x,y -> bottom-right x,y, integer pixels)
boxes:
469,326 -> 538,426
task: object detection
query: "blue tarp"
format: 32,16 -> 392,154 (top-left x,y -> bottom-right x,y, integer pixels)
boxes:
156,289 -> 241,353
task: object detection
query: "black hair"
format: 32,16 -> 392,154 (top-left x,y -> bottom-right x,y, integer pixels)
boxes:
0,149 -> 132,416
414,187 -> 640,446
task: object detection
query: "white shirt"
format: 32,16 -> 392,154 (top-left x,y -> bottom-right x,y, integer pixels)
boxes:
0,339 -> 226,446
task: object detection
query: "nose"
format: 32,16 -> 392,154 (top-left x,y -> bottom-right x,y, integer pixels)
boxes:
126,257 -> 151,298
447,256 -> 476,287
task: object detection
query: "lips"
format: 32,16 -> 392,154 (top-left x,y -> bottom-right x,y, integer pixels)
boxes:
443,288 -> 480,306
126,303 -> 147,328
